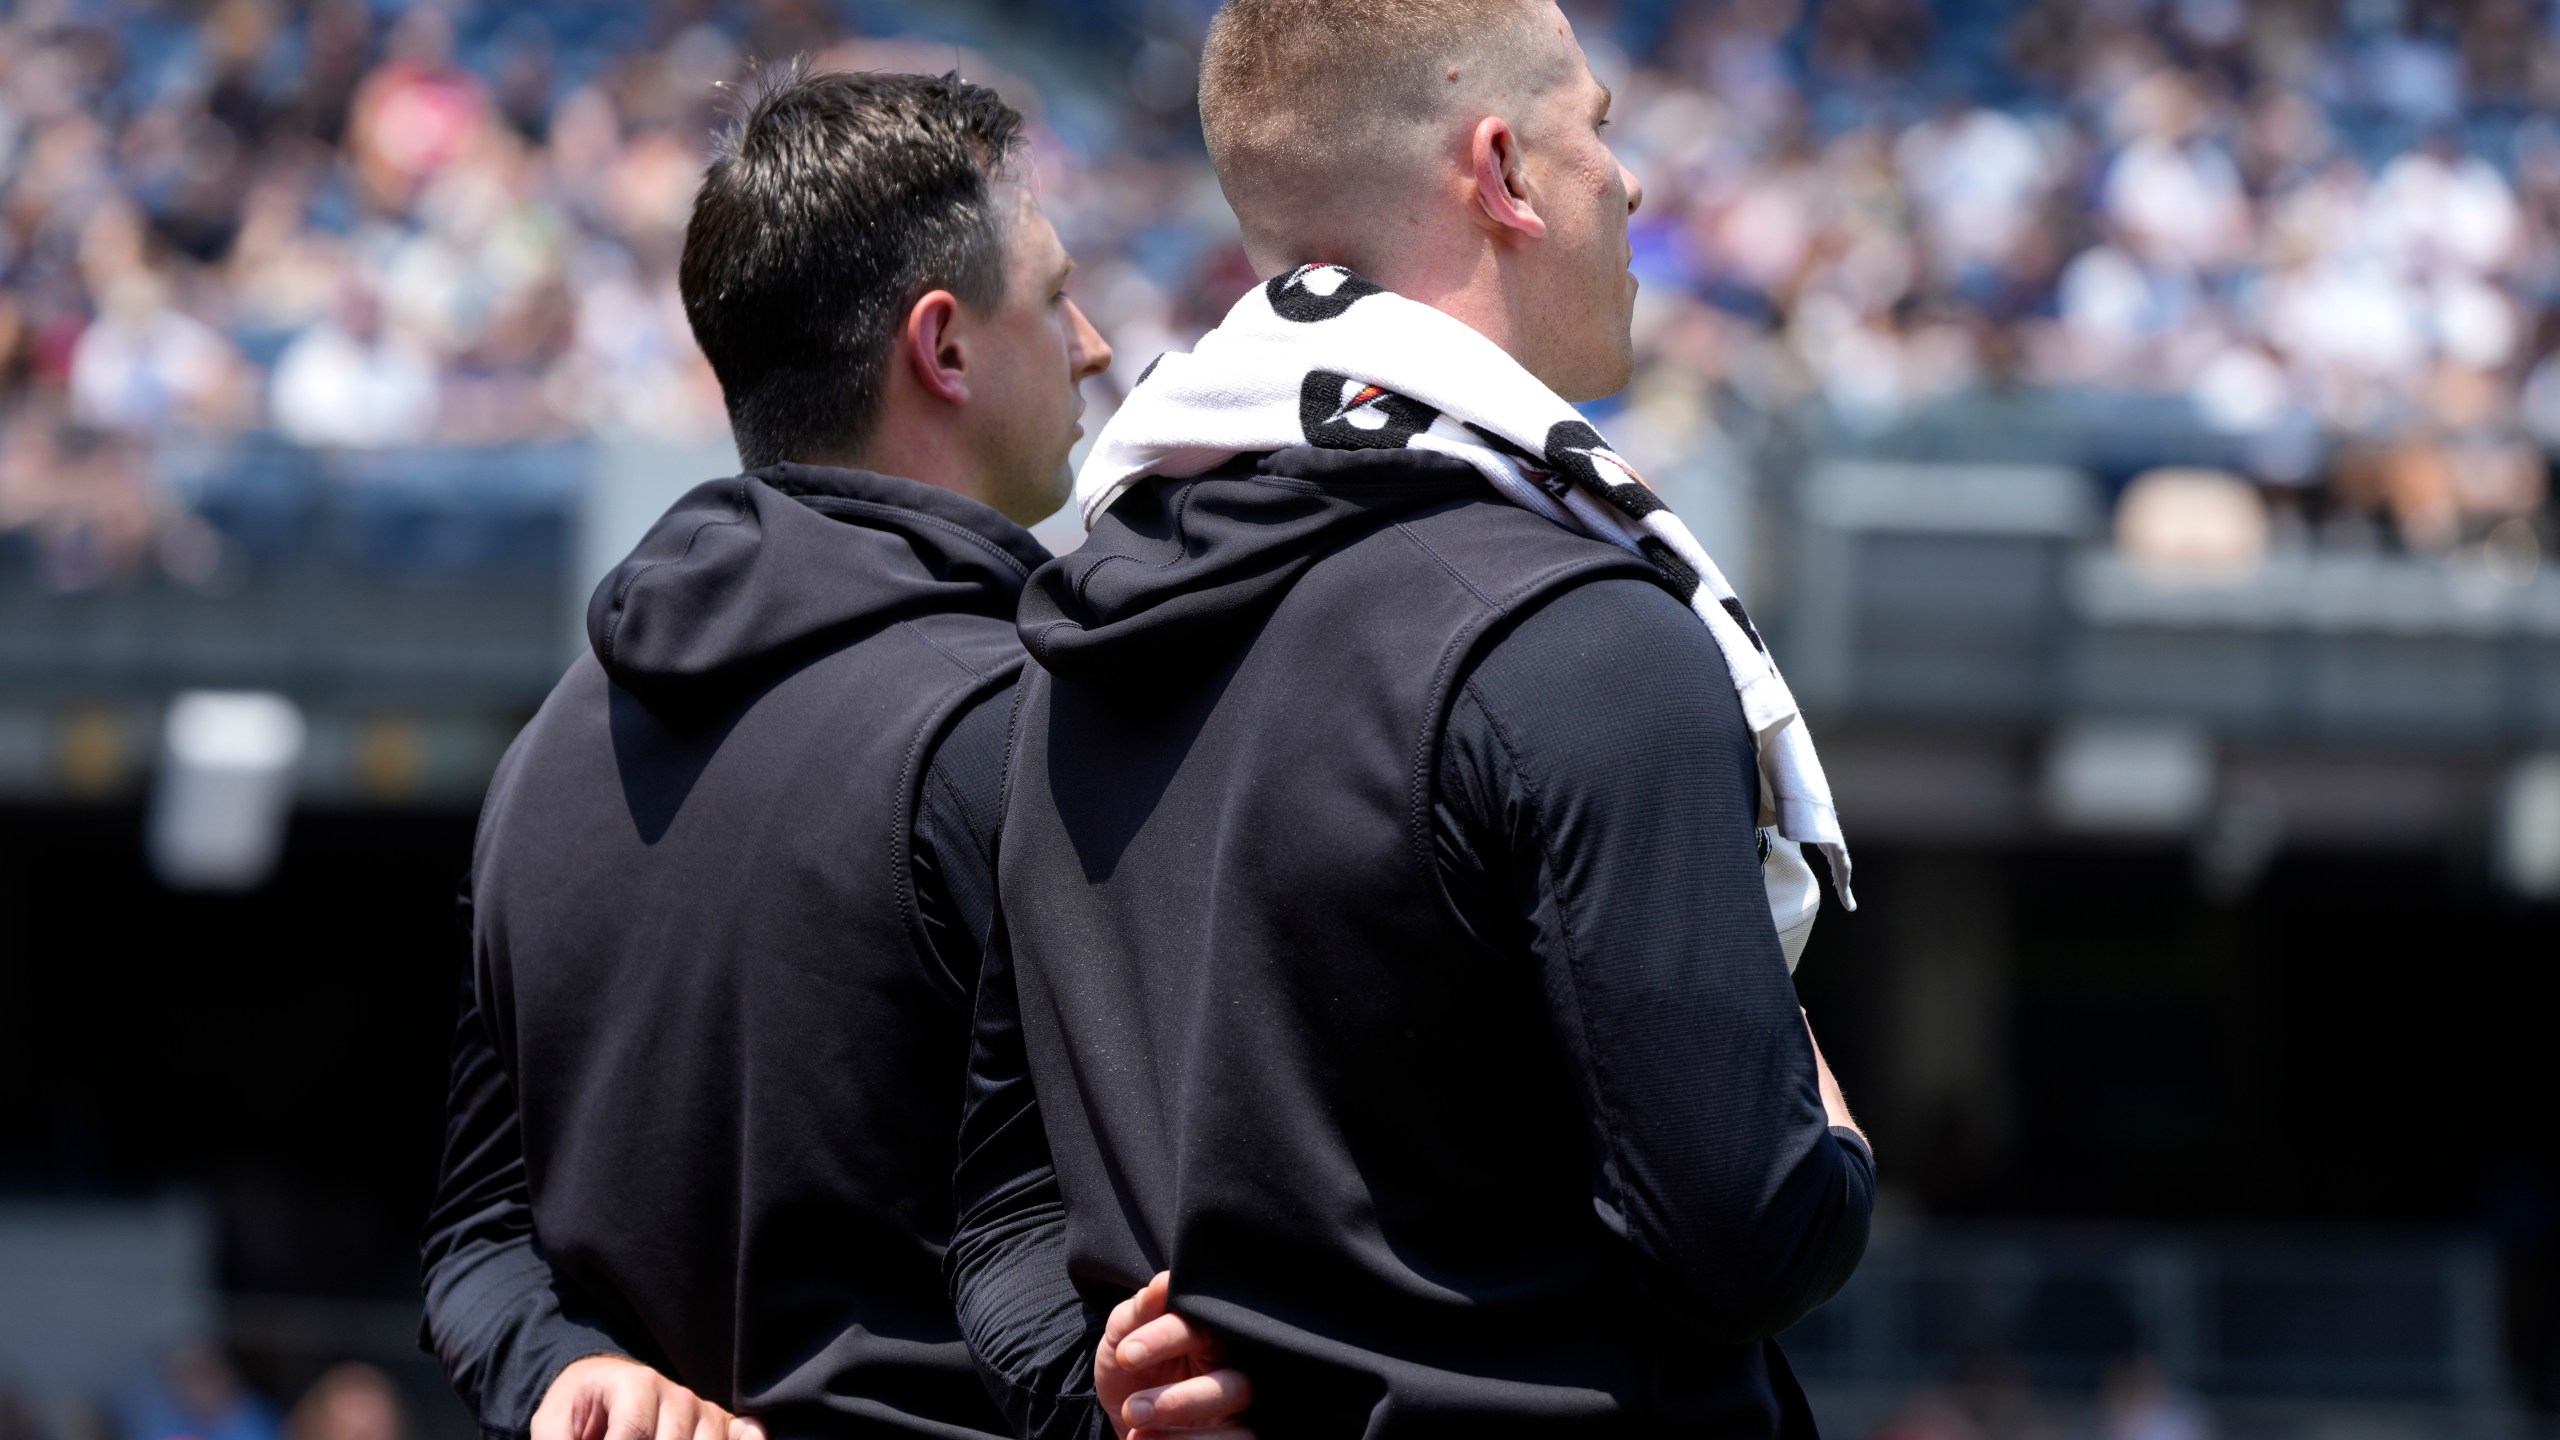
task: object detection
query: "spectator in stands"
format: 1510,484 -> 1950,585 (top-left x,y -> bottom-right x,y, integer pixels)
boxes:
67,272 -> 246,433
0,401 -> 157,590
283,1365 -> 404,1440
346,9 -> 489,213
1895,101 -> 2052,295
2335,363 -> 2549,553
2374,135 -> 2523,279
224,177 -> 350,352
2100,70 -> 2251,276
123,1344 -> 280,1440
270,280 -> 438,450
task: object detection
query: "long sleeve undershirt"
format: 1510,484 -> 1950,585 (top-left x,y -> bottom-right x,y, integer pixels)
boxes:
1432,578 -> 1873,1349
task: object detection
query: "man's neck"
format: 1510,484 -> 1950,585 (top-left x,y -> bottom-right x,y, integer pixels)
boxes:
1305,226 -> 1537,385
821,410 -> 979,508
1388,247 -> 1527,372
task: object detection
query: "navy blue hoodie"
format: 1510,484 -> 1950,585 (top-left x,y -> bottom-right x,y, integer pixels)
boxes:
955,447 -> 1873,1438
423,464 -> 1077,1439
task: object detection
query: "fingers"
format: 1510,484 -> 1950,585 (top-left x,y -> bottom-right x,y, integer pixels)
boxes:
1115,1309 -> 1218,1372
529,1382 -> 577,1440
1096,1274 -> 1186,1440
1123,1367 -> 1253,1430
535,1357 -> 622,1440
647,1385 -> 700,1440
1102,1270 -> 1173,1348
597,1368 -> 663,1440
691,1401 -> 733,1440
728,1419 -> 767,1440
533,1359 -> 743,1440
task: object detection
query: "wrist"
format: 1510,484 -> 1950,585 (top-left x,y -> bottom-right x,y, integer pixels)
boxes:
548,1351 -> 641,1382
538,1352 -> 649,1414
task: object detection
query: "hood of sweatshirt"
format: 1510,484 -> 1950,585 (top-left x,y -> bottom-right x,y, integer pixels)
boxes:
1017,446 -> 1488,685
589,462 -> 1052,716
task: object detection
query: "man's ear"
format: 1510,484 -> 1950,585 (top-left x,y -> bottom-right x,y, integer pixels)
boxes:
900,290 -> 970,404
1471,116 -> 1545,240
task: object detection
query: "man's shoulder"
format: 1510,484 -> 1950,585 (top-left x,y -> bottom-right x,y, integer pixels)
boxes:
896,607 -> 1031,689
1459,575 -> 1749,756
478,649 -> 610,804
1398,502 -> 1650,613
479,613 -> 1018,863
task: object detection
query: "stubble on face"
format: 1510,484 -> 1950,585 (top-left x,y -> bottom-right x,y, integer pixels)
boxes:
1514,11 -> 1640,402
974,183 -> 1086,524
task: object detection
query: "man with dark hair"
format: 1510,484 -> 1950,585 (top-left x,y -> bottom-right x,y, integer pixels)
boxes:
421,68 -> 1248,1440
957,2 -> 1873,1435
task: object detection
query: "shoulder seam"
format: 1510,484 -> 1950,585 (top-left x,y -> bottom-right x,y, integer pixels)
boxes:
1392,520 -> 1502,611
897,617 -> 1011,684
1400,549 -> 1658,883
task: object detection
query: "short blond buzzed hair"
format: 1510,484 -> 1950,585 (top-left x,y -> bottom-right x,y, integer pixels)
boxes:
1198,0 -> 1552,263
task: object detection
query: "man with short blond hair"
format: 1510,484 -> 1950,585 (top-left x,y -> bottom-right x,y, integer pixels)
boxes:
1194,0 -> 1646,402
957,0 -> 1875,1434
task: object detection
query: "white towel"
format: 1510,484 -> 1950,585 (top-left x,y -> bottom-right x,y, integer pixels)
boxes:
1077,263 -> 1855,948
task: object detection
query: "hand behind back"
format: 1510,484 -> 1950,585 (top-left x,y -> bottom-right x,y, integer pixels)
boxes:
1096,1272 -> 1255,1439
531,1355 -> 764,1440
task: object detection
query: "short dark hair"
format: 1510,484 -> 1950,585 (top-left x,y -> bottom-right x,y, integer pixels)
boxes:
681,65 -> 1025,470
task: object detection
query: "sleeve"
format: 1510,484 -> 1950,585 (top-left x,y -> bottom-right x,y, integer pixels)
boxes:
1433,578 -> 1875,1347
419,881 -> 638,1438
927,686 -> 1112,1440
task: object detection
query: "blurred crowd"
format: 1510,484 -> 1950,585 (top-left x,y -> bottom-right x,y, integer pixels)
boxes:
0,1351 -> 407,1440
0,1343 -> 2239,1440
8,0 -> 2560,584
0,0 -> 745,448
1,0 -> 748,581
1555,0 -> 2560,567
1866,1354 -> 2218,1440
1010,0 -> 2560,573
0,1345 -> 2225,1440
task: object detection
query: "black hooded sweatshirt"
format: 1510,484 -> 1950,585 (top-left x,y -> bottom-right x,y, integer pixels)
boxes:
421,464 -> 1091,1439
952,448 -> 1874,1438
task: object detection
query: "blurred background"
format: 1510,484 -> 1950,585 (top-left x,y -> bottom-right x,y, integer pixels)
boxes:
3,0 -> 2557,1436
